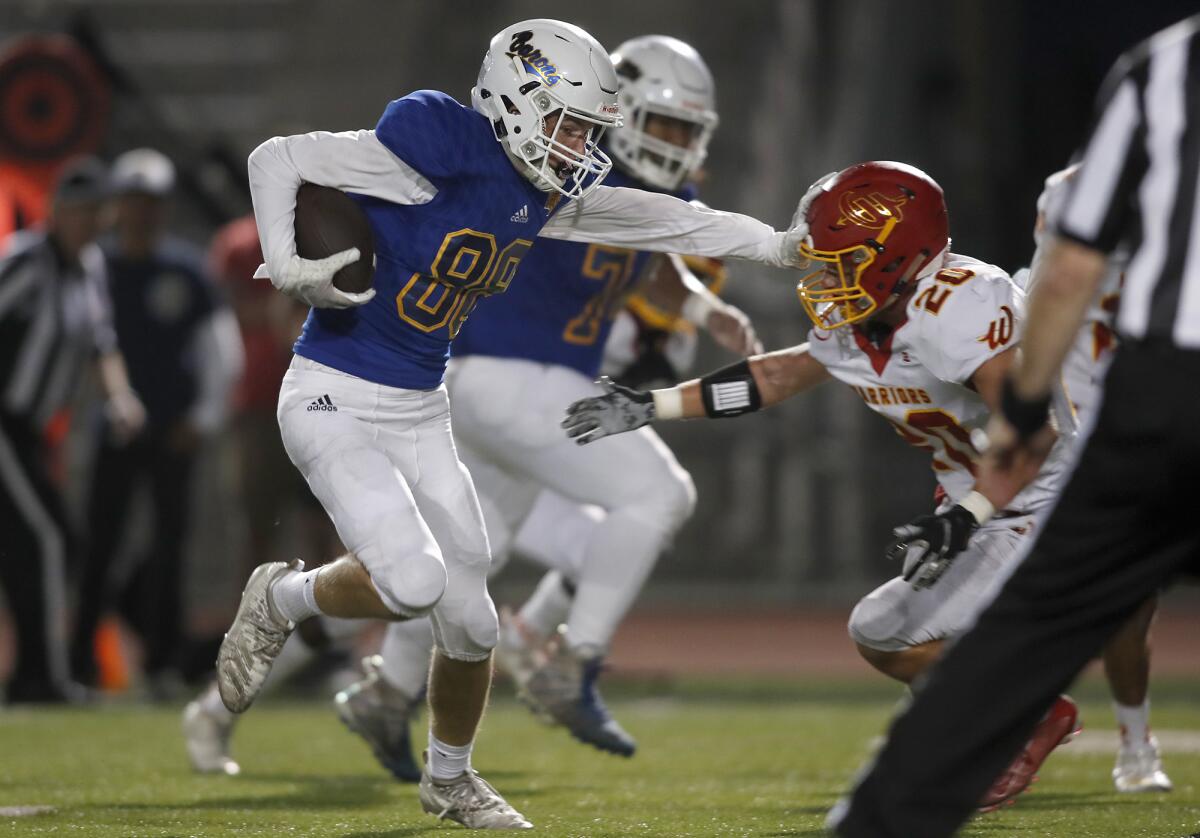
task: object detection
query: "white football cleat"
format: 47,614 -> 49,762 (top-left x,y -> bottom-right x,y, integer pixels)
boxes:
182,687 -> 240,776
216,560 -> 299,713
1113,736 -> 1173,793
418,760 -> 532,829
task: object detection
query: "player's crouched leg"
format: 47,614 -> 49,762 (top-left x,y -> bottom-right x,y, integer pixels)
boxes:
846,580 -> 937,683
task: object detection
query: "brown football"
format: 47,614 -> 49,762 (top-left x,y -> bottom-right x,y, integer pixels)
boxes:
293,183 -> 375,294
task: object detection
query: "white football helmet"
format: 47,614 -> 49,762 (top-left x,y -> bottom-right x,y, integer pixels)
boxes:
472,19 -> 621,199
608,35 -> 718,191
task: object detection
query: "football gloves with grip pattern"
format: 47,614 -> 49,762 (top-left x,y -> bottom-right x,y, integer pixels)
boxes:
886,503 -> 979,590
562,377 -> 655,445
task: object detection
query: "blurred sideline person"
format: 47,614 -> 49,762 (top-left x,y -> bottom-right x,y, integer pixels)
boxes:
215,18 -> 810,829
0,158 -> 145,703
830,15 -> 1200,837
330,35 -> 757,776
559,161 -> 1156,812
1012,165 -> 1170,794
184,216 -> 352,777
207,216 -> 342,577
69,149 -> 242,694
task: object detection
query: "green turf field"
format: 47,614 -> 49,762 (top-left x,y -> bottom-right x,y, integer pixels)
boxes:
1,678 -> 1197,837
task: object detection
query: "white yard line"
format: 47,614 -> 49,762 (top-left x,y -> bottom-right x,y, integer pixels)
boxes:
1059,729 -> 1200,755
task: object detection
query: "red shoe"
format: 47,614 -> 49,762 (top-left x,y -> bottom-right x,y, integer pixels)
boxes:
979,695 -> 1081,812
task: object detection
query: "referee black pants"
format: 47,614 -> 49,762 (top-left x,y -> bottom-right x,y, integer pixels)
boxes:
0,412 -> 71,695
836,343 -> 1200,838
70,426 -> 195,682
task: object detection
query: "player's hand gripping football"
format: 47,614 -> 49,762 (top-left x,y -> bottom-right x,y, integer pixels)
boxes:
885,504 -> 980,590
269,248 -> 376,309
562,377 -> 655,445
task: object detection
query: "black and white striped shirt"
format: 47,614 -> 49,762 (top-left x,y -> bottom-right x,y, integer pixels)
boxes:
0,231 -> 116,427
1052,13 -> 1200,347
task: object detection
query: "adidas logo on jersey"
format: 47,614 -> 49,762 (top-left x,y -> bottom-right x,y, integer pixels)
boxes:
510,205 -> 529,223
307,395 -> 337,412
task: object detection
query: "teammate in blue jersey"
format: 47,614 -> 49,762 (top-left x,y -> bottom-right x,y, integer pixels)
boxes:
215,18 -> 810,829
328,35 -> 759,771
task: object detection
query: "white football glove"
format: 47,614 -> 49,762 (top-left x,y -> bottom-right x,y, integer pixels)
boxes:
778,170 -> 839,268
261,247 -> 375,309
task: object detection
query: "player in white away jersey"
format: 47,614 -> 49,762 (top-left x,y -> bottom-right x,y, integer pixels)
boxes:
561,161 -> 1086,811
1012,165 -> 1171,795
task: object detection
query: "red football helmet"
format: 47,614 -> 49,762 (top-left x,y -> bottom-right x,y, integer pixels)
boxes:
796,161 -> 948,329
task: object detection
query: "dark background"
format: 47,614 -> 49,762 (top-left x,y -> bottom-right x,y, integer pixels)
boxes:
2,0 -> 1195,609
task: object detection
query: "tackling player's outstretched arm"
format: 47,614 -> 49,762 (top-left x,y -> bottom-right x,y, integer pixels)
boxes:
561,344 -> 830,444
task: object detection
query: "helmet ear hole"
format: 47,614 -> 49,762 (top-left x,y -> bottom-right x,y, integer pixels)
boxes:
615,59 -> 642,81
500,95 -> 521,116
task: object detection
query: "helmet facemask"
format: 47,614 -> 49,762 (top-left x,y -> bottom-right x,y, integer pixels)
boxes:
796,215 -> 898,330
615,102 -> 716,190
511,84 -> 615,197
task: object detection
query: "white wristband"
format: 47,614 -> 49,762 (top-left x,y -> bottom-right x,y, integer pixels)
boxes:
652,388 -> 684,420
959,490 -> 996,525
681,292 -> 720,327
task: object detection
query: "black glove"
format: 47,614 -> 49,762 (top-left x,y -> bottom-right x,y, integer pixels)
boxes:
561,376 -> 655,445
885,504 -> 980,590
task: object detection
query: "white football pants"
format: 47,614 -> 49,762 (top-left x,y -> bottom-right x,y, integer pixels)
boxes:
447,355 -> 695,653
277,356 -> 496,661
848,510 -> 1044,652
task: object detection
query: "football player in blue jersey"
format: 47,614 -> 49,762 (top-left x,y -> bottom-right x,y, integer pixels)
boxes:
329,35 -> 756,767
214,19 -> 810,829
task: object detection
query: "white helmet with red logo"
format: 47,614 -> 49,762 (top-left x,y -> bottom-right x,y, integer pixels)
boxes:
607,35 -> 719,191
471,19 -> 622,198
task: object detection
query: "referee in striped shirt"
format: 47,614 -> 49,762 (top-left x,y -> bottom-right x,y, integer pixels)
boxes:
831,13 -> 1200,836
0,158 -> 145,704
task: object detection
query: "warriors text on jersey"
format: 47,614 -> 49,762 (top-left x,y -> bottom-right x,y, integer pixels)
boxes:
806,253 -> 1068,511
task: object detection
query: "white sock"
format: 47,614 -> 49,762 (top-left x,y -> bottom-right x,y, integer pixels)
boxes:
428,733 -> 473,780
519,571 -> 573,639
379,619 -> 435,698
199,681 -> 234,721
269,567 -> 324,623
1115,699 -> 1151,746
